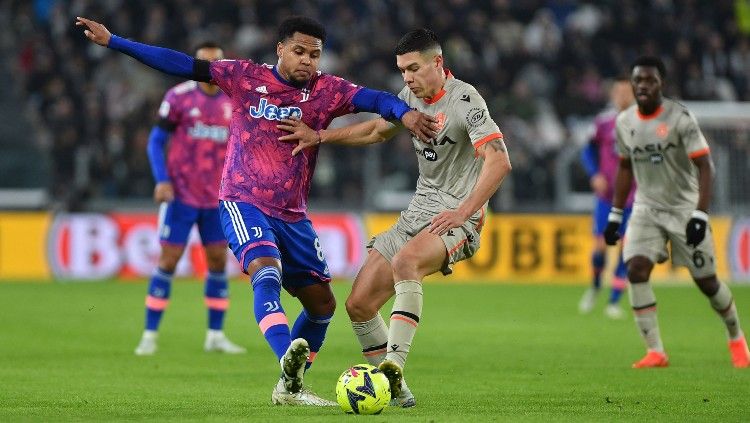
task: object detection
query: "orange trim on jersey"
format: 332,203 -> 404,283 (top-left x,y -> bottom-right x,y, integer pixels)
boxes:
423,88 -> 446,104
421,69 -> 454,105
636,105 -> 664,120
688,147 -> 710,159
448,238 -> 469,256
475,207 -> 486,232
473,133 -> 504,150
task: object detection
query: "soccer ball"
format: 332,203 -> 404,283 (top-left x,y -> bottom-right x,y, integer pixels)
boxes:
335,364 -> 391,414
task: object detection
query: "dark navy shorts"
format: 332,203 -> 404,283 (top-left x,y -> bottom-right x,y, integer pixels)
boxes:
219,200 -> 331,288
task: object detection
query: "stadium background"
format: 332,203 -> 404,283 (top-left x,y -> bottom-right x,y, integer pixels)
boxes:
2,1 -> 750,420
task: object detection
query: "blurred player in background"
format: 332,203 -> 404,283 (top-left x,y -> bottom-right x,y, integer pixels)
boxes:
606,56 -> 750,368
134,42 -> 245,356
578,76 -> 635,319
278,28 -> 511,407
77,16 -> 437,405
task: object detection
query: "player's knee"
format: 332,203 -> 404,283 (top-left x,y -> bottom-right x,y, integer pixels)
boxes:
345,295 -> 375,321
693,275 -> 719,297
627,257 -> 652,283
158,252 -> 181,273
307,289 -> 336,316
391,251 -> 419,280
205,249 -> 227,271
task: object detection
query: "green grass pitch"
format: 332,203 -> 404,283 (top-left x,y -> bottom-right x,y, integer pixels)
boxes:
1,280 -> 749,422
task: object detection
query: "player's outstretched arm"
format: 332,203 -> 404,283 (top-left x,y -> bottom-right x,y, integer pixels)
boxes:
429,138 -> 512,235
278,118 -> 401,155
350,88 -> 437,142
76,17 -> 211,82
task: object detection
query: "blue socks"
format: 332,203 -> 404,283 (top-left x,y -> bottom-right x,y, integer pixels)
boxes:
291,309 -> 333,369
145,268 -> 173,331
592,251 -> 605,290
204,271 -> 229,330
252,266 -> 290,360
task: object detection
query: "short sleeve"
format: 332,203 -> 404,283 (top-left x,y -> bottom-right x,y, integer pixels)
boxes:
324,74 -> 362,117
209,59 -> 246,97
614,115 -> 629,158
453,87 -> 502,149
158,89 -> 181,125
678,110 -> 710,159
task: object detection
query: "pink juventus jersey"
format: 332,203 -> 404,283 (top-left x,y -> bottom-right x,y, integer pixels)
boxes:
159,81 -> 232,208
209,60 -> 361,222
593,110 -> 635,206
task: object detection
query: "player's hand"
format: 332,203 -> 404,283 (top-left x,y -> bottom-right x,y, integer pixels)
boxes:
75,17 -> 112,46
401,110 -> 438,143
590,173 -> 607,197
277,118 -> 319,156
154,182 -> 174,203
429,209 -> 469,236
685,210 -> 708,248
603,207 -> 623,246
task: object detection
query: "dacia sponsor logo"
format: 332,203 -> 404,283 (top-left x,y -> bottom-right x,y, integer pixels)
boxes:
249,98 -> 302,121
625,142 -> 677,156
188,122 -> 229,142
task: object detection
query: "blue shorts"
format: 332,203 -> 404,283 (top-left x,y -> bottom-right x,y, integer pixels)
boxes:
157,199 -> 226,246
219,200 -> 331,289
593,198 -> 632,236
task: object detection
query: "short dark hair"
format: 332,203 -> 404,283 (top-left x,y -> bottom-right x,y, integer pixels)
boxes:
395,28 -> 441,55
278,16 -> 326,43
630,56 -> 667,79
193,41 -> 223,54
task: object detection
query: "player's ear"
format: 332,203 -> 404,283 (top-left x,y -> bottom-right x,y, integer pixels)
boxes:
276,41 -> 284,59
434,54 -> 443,69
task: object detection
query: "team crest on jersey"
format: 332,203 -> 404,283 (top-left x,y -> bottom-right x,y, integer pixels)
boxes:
249,98 -> 302,121
655,122 -> 669,139
435,112 -> 447,131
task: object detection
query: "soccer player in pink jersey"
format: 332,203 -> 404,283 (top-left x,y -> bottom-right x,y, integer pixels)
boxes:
578,76 -> 636,319
77,16 -> 437,406
134,42 -> 245,357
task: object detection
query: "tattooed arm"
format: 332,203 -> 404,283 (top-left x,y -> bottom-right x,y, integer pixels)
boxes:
429,137 -> 512,235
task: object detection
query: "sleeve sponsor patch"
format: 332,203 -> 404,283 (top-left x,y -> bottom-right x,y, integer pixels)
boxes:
466,107 -> 487,128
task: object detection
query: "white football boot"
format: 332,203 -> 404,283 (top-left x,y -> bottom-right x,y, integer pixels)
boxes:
204,330 -> 247,354
604,304 -> 625,320
271,379 -> 337,406
578,287 -> 599,314
134,330 -> 158,356
280,338 -> 310,394
390,379 -> 416,408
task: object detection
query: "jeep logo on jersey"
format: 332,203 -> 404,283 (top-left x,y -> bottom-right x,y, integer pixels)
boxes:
249,98 -> 302,121
423,148 -> 438,161
188,122 -> 229,142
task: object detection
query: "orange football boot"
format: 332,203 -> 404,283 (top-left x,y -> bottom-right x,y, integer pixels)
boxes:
728,336 -> 750,368
632,350 -> 669,368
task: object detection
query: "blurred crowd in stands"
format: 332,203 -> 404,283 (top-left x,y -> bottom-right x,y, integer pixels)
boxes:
5,0 -> 750,210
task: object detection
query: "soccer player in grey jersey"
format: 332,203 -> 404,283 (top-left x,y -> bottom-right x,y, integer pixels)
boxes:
605,56 -> 749,369
278,29 -> 512,405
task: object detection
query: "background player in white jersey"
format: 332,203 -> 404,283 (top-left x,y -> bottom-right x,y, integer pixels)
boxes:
278,29 -> 512,406
605,56 -> 749,368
